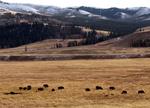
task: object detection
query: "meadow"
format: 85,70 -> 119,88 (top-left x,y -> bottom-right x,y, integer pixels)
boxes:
0,59 -> 150,108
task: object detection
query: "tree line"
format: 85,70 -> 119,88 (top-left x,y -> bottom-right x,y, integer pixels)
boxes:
0,22 -> 82,48
131,39 -> 150,47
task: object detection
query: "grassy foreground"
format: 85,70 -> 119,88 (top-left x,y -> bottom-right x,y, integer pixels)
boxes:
0,59 -> 150,108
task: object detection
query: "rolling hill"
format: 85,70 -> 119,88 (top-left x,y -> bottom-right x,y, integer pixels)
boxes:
0,28 -> 150,56
96,27 -> 150,47
0,0 -> 150,21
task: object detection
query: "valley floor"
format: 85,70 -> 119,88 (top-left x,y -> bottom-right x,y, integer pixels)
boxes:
0,39 -> 150,55
0,59 -> 150,108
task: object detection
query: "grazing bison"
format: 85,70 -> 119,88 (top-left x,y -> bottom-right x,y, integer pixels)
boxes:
4,92 -> 21,95
43,84 -> 49,88
85,88 -> 91,92
23,87 -> 27,90
19,85 -> 31,91
19,87 -> 23,90
52,89 -> 55,92
96,86 -> 103,90
138,90 -> 145,94
38,87 -> 44,91
27,85 -> 32,90
109,86 -> 115,90
121,90 -> 127,94
10,92 -> 17,95
58,86 -> 64,90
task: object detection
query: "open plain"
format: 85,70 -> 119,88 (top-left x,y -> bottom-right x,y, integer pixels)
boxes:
0,59 -> 150,108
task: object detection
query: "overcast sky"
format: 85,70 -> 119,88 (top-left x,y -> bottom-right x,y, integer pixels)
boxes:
3,0 -> 150,8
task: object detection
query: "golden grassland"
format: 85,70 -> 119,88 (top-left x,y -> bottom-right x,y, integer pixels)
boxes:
0,59 -> 150,107
82,27 -> 110,36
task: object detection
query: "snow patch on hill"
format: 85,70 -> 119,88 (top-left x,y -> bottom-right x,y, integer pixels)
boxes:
79,10 -> 91,15
0,2 -> 39,14
136,7 -> 150,16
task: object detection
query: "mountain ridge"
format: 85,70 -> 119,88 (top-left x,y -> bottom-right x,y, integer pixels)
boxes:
0,0 -> 149,21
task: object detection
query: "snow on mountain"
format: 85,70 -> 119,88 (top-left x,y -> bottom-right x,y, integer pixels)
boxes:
42,6 -> 62,14
88,14 -> 108,19
0,0 -> 150,21
0,1 -> 39,14
127,7 -> 150,16
135,7 -> 150,16
115,12 -> 131,19
0,8 -> 17,15
120,12 -> 131,19
127,7 -> 141,11
21,4 -> 77,15
69,15 -> 76,18
78,10 -> 91,15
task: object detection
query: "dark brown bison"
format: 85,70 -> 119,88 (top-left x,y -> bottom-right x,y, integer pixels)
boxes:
138,90 -> 145,94
85,88 -> 91,92
96,86 -> 103,90
109,86 -> 115,90
43,84 -> 49,88
58,86 -> 64,90
121,90 -> 127,94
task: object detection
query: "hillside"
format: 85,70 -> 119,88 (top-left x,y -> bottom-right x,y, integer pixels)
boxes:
0,1 -> 150,35
96,29 -> 150,47
0,31 -> 150,55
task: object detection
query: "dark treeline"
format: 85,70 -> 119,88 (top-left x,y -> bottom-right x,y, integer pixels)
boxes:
67,30 -> 120,47
82,30 -> 120,45
0,22 -> 82,48
131,39 -> 150,47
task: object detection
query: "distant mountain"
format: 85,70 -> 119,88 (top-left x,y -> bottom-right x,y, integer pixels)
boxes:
76,6 -> 150,21
0,0 -> 150,35
0,1 -> 149,22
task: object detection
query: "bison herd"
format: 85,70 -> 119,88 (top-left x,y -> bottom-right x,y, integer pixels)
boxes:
85,86 -> 145,95
4,84 -> 145,97
17,84 -> 65,92
4,84 -> 65,95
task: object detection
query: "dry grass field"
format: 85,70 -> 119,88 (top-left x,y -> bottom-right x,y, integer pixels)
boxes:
82,27 -> 110,36
0,59 -> 150,108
